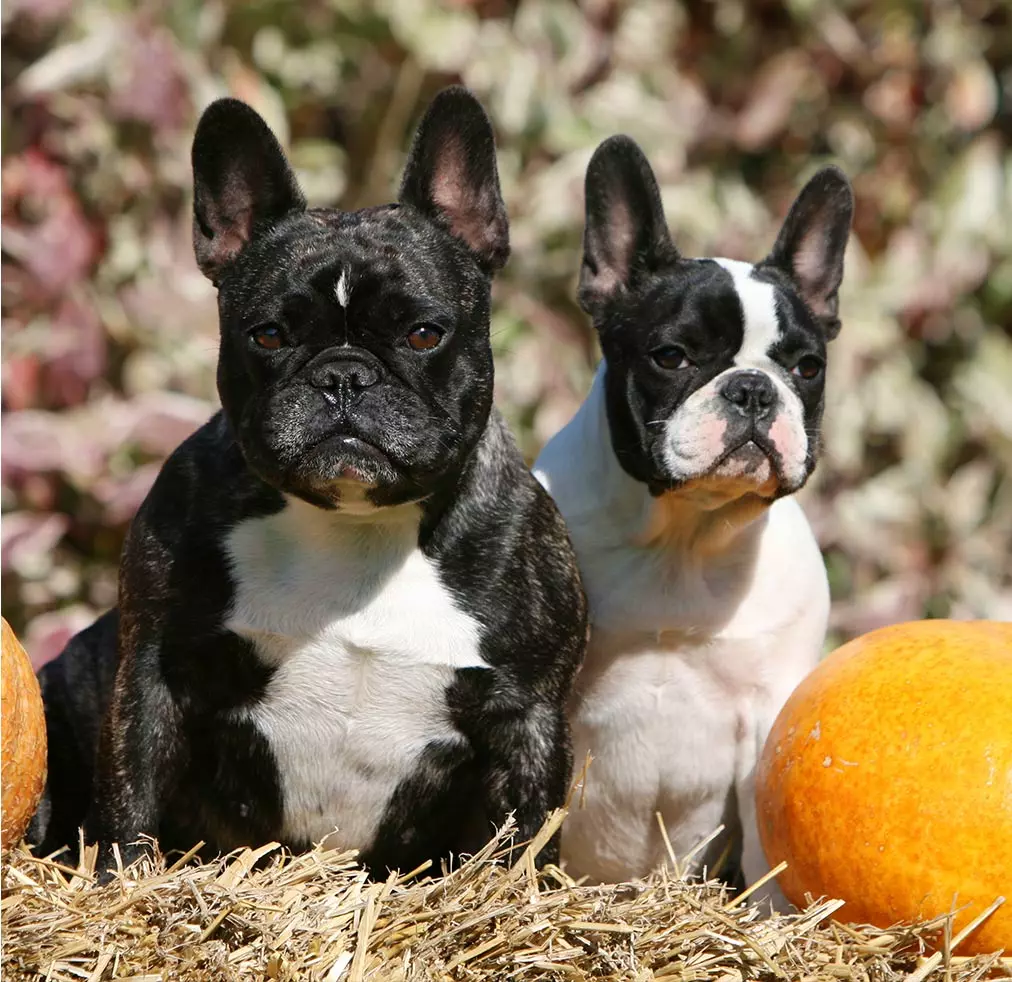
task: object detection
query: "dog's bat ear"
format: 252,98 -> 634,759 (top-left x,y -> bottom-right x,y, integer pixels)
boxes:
191,98 -> 306,285
762,166 -> 854,340
398,86 -> 509,275
578,135 -> 679,318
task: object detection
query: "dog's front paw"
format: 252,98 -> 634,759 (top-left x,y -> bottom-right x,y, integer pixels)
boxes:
94,840 -> 149,884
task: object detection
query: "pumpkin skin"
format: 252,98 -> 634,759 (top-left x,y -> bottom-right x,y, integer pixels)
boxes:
1,617 -> 47,852
756,619 -> 1012,955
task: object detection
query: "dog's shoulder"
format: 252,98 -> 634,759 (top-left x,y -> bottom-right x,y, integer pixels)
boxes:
118,411 -> 283,622
430,408 -> 577,567
423,410 -> 588,683
532,368 -> 620,532
133,412 -> 281,535
129,411 -> 281,542
761,495 -> 824,563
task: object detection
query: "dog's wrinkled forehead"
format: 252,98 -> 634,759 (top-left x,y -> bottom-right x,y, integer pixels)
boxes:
223,206 -> 482,321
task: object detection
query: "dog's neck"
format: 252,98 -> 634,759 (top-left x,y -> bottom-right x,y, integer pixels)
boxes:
637,485 -> 773,557
559,365 -> 774,561
278,492 -> 423,549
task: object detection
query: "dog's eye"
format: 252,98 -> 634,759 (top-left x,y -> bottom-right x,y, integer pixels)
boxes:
406,324 -> 444,352
791,356 -> 824,380
652,346 -> 690,371
251,325 -> 283,351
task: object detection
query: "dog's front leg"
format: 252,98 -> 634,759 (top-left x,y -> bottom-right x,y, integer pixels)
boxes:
737,657 -> 820,914
477,691 -> 571,869
736,720 -> 792,914
738,606 -> 829,913
86,636 -> 182,882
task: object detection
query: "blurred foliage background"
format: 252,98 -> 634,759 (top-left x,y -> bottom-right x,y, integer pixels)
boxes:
2,0 -> 1011,667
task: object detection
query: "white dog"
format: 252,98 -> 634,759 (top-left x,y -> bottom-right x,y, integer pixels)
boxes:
534,136 -> 853,906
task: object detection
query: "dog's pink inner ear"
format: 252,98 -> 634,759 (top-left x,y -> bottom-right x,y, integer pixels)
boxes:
606,197 -> 637,288
790,216 -> 838,318
767,170 -> 853,330
195,176 -> 257,278
583,196 -> 636,300
429,139 -> 507,262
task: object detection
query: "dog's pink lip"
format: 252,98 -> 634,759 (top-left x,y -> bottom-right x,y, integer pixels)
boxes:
336,465 -> 371,481
712,437 -> 774,468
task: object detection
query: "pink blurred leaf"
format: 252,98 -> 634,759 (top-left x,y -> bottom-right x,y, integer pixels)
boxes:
24,605 -> 98,671
1,409 -> 106,483
127,392 -> 214,456
91,462 -> 161,526
944,60 -> 998,132
734,51 -> 812,152
1,511 -> 70,573
1,353 -> 42,411
109,21 -> 190,130
863,69 -> 917,129
1,150 -> 100,299
43,298 -> 108,407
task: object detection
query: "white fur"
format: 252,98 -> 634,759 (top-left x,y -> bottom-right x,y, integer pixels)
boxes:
335,269 -> 351,308
715,258 -> 782,367
534,367 -> 828,910
329,478 -> 382,516
224,496 -> 487,851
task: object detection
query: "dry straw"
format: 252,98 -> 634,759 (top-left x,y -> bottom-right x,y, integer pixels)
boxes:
2,810 -> 1009,981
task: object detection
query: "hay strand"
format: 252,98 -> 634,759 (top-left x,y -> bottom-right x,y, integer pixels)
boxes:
2,815 -> 1009,981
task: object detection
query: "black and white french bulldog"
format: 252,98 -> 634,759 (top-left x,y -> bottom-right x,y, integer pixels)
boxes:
534,137 -> 853,906
28,87 -> 587,880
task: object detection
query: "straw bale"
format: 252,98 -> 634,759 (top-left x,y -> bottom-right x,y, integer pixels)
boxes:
3,811 -> 1009,982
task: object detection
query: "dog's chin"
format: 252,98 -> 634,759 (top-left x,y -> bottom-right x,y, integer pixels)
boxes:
298,435 -> 395,480
286,436 -> 406,512
673,442 -> 784,508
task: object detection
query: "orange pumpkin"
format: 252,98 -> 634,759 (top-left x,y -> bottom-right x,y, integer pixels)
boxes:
756,619 -> 1012,955
1,617 -> 47,851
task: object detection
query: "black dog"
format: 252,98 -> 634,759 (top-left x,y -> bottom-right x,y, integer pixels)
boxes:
28,87 -> 587,880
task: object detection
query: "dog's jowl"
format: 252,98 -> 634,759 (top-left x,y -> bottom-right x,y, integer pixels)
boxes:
534,136 -> 853,906
29,88 -> 587,879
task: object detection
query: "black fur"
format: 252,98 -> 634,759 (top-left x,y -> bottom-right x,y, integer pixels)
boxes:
28,87 -> 586,880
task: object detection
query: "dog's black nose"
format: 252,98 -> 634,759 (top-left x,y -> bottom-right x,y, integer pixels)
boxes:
310,356 -> 381,393
720,371 -> 776,417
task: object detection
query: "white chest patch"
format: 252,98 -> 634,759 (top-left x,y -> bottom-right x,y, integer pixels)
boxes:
559,505 -> 829,882
223,498 -> 487,851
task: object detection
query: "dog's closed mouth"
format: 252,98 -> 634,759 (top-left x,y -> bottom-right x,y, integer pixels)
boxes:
301,433 -> 395,483
713,437 -> 772,468
706,440 -> 780,491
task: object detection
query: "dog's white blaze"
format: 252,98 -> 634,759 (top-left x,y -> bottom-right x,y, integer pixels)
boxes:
712,258 -> 781,367
711,257 -> 809,486
335,269 -> 351,308
224,497 -> 487,850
